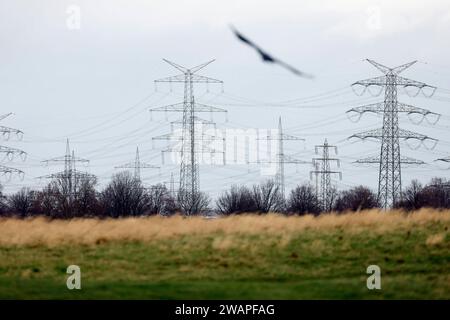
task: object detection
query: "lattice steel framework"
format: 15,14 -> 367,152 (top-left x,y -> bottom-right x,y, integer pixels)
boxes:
310,139 -> 341,212
40,139 -> 94,204
150,60 -> 226,213
263,117 -> 306,200
115,146 -> 159,181
348,60 -> 439,209
0,113 -> 26,181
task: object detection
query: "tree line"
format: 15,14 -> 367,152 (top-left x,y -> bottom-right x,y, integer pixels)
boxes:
0,172 -> 449,218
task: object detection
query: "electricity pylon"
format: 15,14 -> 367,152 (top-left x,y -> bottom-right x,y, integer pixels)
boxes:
150,59 -> 227,213
161,172 -> 179,198
310,139 -> 341,212
0,113 -> 26,180
348,59 -> 439,209
40,139 -> 94,204
115,147 -> 159,181
262,117 -> 306,200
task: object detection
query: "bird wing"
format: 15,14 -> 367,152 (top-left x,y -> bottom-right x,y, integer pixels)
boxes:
231,25 -> 313,78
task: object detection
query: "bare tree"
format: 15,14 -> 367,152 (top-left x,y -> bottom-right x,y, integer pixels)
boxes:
7,187 -> 35,217
251,180 -> 284,213
422,177 -> 450,209
0,184 -> 7,216
334,186 -> 379,212
32,184 -> 57,217
100,172 -> 150,217
396,180 -> 425,210
147,184 -> 177,215
74,176 -> 100,216
216,185 -> 257,215
286,184 -> 321,215
177,190 -> 210,216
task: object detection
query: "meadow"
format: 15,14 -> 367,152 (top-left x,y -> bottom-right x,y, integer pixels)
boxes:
0,209 -> 449,299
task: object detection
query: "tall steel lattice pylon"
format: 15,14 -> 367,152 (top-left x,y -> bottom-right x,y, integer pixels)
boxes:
310,139 -> 342,212
348,59 -> 439,209
115,146 -> 159,181
0,113 -> 26,181
150,59 -> 227,210
39,139 -> 94,204
263,117 -> 306,200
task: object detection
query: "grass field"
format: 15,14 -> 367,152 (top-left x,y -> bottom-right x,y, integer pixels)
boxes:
0,209 -> 449,299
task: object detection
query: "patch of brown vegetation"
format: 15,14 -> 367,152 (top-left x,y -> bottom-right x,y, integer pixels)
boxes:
0,209 -> 448,247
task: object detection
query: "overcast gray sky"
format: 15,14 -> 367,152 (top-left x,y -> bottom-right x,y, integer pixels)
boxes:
1,0 -> 450,198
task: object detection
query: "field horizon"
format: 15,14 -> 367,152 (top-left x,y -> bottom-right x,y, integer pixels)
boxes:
0,209 -> 449,299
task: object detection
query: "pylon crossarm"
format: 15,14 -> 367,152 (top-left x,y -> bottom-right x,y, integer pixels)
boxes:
283,155 -> 309,164
281,134 -> 305,141
171,116 -> 215,126
194,103 -> 227,113
150,103 -> 185,112
189,74 -> 222,84
0,145 -> 25,153
399,129 -> 437,141
42,156 -> 88,164
162,59 -> 188,73
115,163 -> 159,169
398,103 -> 438,116
349,128 -> 436,142
0,113 -> 13,122
399,156 -> 425,165
355,156 -> 380,164
154,74 -> 186,83
0,165 -> 23,174
153,132 -> 221,141
264,158 -> 308,165
153,133 -> 178,141
366,59 -> 391,74
264,133 -> 304,141
189,60 -> 216,74
37,170 -> 95,180
0,165 -> 24,181
162,145 -> 222,154
150,103 -> 226,114
347,102 -> 384,115
395,76 -> 432,89
0,146 -> 27,161
355,156 -> 425,165
399,103 -> 441,125
352,76 -> 386,87
392,61 -> 418,74
0,126 -> 23,136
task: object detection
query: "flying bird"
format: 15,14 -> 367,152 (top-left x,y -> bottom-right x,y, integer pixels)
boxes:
231,26 -> 313,79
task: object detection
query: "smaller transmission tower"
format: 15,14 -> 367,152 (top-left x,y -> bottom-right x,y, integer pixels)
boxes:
0,113 -> 26,180
115,147 -> 159,181
40,139 -> 94,204
310,139 -> 342,212
262,117 -> 306,199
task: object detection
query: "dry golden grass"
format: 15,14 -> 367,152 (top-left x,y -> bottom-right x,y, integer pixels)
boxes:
0,208 -> 449,247
426,233 -> 446,246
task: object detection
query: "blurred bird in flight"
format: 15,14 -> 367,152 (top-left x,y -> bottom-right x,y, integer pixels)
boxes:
231,25 -> 314,79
